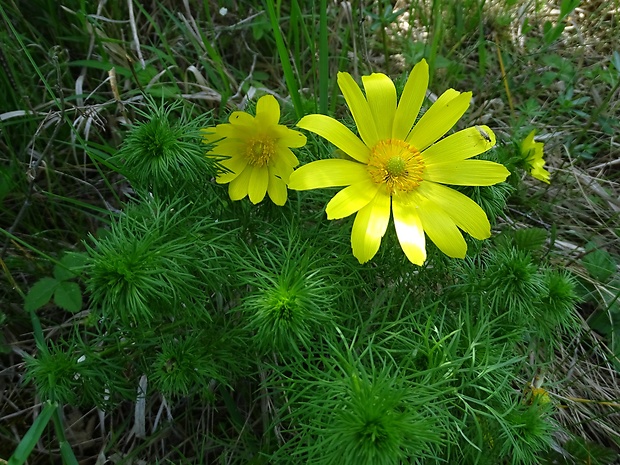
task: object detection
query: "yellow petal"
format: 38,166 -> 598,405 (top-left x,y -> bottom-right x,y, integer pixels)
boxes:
418,182 -> 490,240
337,71 -> 379,148
417,197 -> 467,258
274,125 -> 307,148
422,126 -> 496,164
392,59 -> 429,140
521,129 -> 537,151
255,95 -> 280,127
248,165 -> 269,203
297,114 -> 370,163
271,147 -> 298,181
278,146 -> 300,168
204,123 -> 252,144
267,175 -> 288,206
531,165 -> 551,184
423,160 -> 510,186
325,180 -> 380,220
520,130 -> 549,183
216,155 -> 248,183
407,89 -> 471,151
207,123 -> 247,141
392,194 -> 426,265
288,159 -> 368,190
351,191 -> 391,263
229,111 -> 255,127
207,139 -> 246,157
228,166 -> 252,200
362,73 -> 396,140
202,126 -> 223,144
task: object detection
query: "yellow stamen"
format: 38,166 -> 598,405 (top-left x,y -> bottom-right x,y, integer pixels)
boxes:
246,136 -> 275,166
367,139 -> 425,195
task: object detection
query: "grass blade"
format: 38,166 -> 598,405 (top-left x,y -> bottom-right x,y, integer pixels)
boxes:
8,402 -> 56,465
265,0 -> 304,119
319,0 -> 329,114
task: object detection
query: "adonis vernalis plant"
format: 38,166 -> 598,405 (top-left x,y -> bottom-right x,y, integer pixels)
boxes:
113,99 -> 217,197
14,64 -> 587,465
203,94 -> 307,205
520,129 -> 550,184
288,59 -> 510,265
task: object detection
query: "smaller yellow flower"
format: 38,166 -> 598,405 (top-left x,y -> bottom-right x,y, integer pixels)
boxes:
203,95 -> 307,205
530,387 -> 551,404
521,130 -> 550,184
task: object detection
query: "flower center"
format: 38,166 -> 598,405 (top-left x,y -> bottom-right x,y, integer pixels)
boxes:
246,136 -> 275,166
367,139 -> 425,195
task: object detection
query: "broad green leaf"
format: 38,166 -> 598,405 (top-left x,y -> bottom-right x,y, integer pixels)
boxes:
543,21 -> 553,43
54,282 -> 83,313
560,0 -> 580,18
8,402 -> 56,465
59,440 -> 79,465
53,252 -> 88,281
582,245 -> 617,282
612,51 -> 620,74
587,308 -> 613,335
24,278 -> 59,312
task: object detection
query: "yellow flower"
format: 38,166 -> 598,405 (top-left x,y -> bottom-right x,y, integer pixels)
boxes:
529,387 -> 551,404
288,59 -> 510,265
203,95 -> 307,205
521,130 -> 550,184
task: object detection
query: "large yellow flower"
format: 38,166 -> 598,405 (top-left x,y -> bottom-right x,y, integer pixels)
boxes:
203,95 -> 307,206
288,59 -> 510,265
521,130 -> 550,184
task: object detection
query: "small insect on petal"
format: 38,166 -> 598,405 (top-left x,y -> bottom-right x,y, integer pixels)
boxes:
475,125 -> 492,143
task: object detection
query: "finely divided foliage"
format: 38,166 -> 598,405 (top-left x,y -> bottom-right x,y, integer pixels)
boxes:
2,1 -> 619,464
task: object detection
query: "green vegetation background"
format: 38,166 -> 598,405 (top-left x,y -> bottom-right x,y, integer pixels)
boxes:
1,0 -> 619,464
